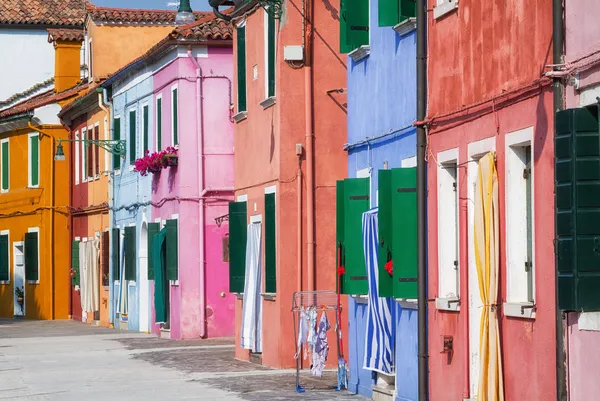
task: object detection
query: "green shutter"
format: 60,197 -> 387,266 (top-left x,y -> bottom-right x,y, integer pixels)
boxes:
71,240 -> 80,286
124,226 -> 136,281
113,118 -> 121,170
24,232 -> 38,281
237,26 -> 247,112
0,235 -> 8,281
166,219 -> 178,281
265,193 -> 276,293
336,180 -> 345,293
556,106 -> 600,311
30,135 -> 39,187
1,140 -> 8,191
172,89 -> 178,146
129,110 -> 136,164
143,105 -> 149,155
342,178 -> 370,295
341,0 -> 369,54
156,98 -> 162,151
378,170 -> 394,297
379,0 -> 415,27
147,222 -> 160,280
112,228 -> 120,281
392,168 -> 417,299
525,146 -> 533,303
229,201 -> 247,293
267,14 -> 276,98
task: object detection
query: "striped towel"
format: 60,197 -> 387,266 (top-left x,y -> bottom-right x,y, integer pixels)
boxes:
362,208 -> 395,375
241,223 -> 263,353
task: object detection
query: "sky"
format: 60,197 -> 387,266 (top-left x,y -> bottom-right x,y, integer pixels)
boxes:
92,0 -> 212,11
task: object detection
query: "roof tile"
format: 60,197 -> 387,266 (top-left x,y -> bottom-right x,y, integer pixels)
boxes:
47,28 -> 84,43
0,0 -> 86,26
87,6 -> 211,25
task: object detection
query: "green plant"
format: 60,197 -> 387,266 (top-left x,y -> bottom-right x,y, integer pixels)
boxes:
15,286 -> 24,299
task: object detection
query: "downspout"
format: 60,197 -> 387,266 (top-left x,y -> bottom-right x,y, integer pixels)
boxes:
187,47 -> 207,338
553,0 -> 567,399
305,0 -> 315,292
416,0 -> 428,398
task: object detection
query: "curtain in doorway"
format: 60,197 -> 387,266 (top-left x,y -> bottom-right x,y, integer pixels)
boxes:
81,240 -> 100,314
362,208 -> 394,375
474,152 -> 504,401
241,223 -> 262,353
152,228 -> 168,324
118,233 -> 128,316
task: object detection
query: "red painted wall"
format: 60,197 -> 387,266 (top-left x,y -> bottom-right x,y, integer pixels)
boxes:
426,0 -> 555,399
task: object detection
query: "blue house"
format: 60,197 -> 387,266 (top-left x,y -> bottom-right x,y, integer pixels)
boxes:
337,0 -> 418,400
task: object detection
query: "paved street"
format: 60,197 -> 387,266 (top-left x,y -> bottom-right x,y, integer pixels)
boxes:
0,320 -> 366,400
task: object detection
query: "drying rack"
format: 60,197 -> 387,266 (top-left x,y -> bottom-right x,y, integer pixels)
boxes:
291,290 -> 345,393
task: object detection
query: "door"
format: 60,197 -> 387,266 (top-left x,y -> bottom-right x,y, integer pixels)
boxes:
13,242 -> 24,317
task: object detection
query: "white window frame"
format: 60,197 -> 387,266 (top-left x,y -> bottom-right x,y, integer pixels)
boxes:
128,108 -> 137,171
74,130 -> 80,184
171,84 -> 179,148
504,127 -> 536,319
1,138 -> 9,193
27,132 -> 40,188
93,122 -> 100,180
0,229 -> 10,284
263,10 -> 276,101
434,0 -> 458,19
155,94 -> 163,152
81,127 -> 87,182
141,102 -> 149,158
103,117 -> 109,174
27,227 -> 40,285
87,37 -> 93,82
435,148 -> 460,311
113,116 -> 121,175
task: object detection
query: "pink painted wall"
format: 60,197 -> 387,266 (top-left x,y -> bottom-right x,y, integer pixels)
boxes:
150,45 -> 235,340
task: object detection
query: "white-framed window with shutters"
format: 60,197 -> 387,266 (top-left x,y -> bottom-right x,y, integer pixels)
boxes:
171,85 -> 179,147
81,127 -> 87,182
503,127 -> 536,319
28,133 -> 40,188
75,130 -> 80,184
1,138 -> 9,193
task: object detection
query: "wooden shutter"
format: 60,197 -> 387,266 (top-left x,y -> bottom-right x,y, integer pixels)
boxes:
31,135 -> 39,186
94,126 -> 100,176
341,0 -> 369,54
24,232 -> 39,281
392,168 -> 417,299
336,180 -> 345,293
124,226 -> 136,281
2,140 -> 8,191
556,106 -> 600,311
147,222 -> 160,280
0,234 -> 9,281
72,240 -> 80,286
267,14 -> 276,98
236,26 -> 247,112
156,98 -> 162,151
143,104 -> 149,155
342,178 -> 370,295
101,231 -> 109,286
129,110 -> 136,164
377,170 -> 394,297
378,0 -> 416,27
229,201 -> 247,293
265,193 -> 276,293
87,134 -> 93,178
166,219 -> 178,281
113,118 -> 121,170
172,89 -> 178,146
111,228 -> 120,281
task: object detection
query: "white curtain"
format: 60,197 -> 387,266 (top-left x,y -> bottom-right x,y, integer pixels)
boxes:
81,240 -> 100,317
241,223 -> 262,353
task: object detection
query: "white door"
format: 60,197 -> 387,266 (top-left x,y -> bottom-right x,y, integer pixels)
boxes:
13,242 -> 25,317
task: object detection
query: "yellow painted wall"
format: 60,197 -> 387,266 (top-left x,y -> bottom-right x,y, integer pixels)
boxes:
0,126 -> 71,320
87,21 -> 174,79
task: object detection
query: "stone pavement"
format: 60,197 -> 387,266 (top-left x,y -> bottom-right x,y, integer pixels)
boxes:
0,319 -> 367,401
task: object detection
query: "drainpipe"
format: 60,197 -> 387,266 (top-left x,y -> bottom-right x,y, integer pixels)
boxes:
305,0 -> 315,292
553,0 -> 567,399
416,0 -> 428,398
187,47 -> 207,338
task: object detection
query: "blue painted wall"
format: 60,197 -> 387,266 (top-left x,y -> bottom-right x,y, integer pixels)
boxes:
345,0 -> 417,398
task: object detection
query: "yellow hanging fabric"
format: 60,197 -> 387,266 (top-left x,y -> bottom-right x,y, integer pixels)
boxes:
474,151 -> 504,401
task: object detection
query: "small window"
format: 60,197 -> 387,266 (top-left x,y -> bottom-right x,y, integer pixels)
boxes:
437,157 -> 459,306
264,11 -> 276,99
171,87 -> 178,147
236,24 -> 247,113
129,110 -> 136,164
156,95 -> 162,151
113,117 -> 121,171
28,133 -> 39,188
1,138 -> 9,192
142,104 -> 149,156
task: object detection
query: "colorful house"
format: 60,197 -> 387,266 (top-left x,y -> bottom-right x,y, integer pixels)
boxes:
337,0 -> 418,399
424,0 -> 556,400
211,0 -> 347,368
102,15 -> 235,339
0,0 -> 86,320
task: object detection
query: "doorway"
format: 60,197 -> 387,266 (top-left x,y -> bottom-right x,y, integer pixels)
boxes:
139,222 -> 149,333
13,242 -> 24,317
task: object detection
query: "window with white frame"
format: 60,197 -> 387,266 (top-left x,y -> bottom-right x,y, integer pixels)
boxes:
104,118 -> 109,173
28,133 -> 39,188
156,94 -> 163,151
142,103 -> 149,157
436,149 -> 459,309
1,138 -> 9,193
81,128 -> 87,182
264,10 -> 275,100
504,128 -> 535,317
171,85 -> 179,147
75,130 -> 80,184
128,109 -> 137,165
86,126 -> 94,180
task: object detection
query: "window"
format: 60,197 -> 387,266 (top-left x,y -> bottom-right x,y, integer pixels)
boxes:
1,138 -> 9,192
129,109 -> 136,164
340,0 -> 369,54
229,200 -> 247,293
28,133 -> 39,188
81,128 -> 87,181
378,0 -> 415,27
101,231 -> 109,287
124,226 -> 136,281
75,131 -> 80,184
166,218 -> 178,281
86,126 -> 93,179
236,23 -> 247,113
156,95 -> 162,151
265,188 -> 276,293
436,149 -> 459,311
25,229 -> 39,283
104,117 -> 109,172
504,128 -> 535,318
112,228 -> 120,281
142,104 -> 149,156
88,39 -> 93,80
171,86 -> 178,147
264,11 -> 276,99
0,231 -> 9,283
94,124 -> 100,177
113,117 -> 121,171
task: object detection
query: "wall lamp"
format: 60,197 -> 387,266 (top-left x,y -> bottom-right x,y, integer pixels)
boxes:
54,138 -> 126,161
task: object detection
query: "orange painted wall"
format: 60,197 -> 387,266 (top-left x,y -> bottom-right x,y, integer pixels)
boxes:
54,41 -> 82,93
233,5 -> 348,369
0,126 -> 71,320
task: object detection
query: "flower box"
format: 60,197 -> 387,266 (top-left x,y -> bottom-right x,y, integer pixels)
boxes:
134,147 -> 179,176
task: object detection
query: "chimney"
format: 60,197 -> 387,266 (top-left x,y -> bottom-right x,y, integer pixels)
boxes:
48,29 -> 84,93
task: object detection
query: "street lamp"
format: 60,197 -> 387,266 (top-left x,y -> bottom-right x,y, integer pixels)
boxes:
176,0 -> 196,24
54,138 -> 127,161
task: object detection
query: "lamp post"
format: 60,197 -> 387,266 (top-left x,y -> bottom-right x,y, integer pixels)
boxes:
175,0 -> 196,24
54,138 -> 126,161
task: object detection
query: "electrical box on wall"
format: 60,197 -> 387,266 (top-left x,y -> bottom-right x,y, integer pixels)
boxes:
284,46 -> 304,61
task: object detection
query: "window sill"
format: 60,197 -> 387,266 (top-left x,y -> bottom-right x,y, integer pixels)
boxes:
103,286 -> 109,291
395,298 -> 418,309
0,280 -> 9,285
261,292 -> 276,301
351,294 -> 369,304
434,0 -> 458,19
233,292 -> 244,300
503,302 -> 536,319
0,190 -> 8,194
393,18 -> 416,36
27,280 -> 40,285
260,97 -> 276,110
435,297 -> 460,311
233,111 -> 248,123
27,186 -> 40,190
128,281 -> 136,287
348,45 -> 370,62
114,169 -> 121,176
170,280 -> 179,286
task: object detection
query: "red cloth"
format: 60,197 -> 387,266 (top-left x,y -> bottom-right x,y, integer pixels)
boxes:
384,260 -> 393,276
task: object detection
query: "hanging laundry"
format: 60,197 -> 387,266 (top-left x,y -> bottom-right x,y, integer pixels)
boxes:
295,307 -> 308,360
241,223 -> 263,353
307,307 -> 318,348
311,311 -> 330,377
